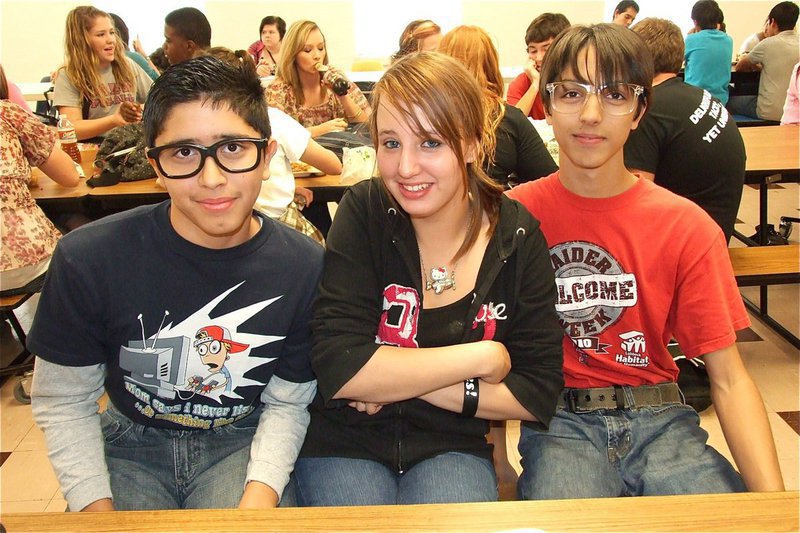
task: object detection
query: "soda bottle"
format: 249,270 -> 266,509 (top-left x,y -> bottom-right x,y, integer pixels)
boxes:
316,64 -> 351,96
57,114 -> 82,164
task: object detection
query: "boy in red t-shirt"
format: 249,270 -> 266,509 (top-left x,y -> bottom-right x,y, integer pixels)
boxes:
507,23 -> 784,498
506,13 -> 570,120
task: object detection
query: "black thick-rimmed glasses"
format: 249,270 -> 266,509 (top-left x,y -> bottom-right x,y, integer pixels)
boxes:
545,81 -> 644,116
146,137 -> 270,179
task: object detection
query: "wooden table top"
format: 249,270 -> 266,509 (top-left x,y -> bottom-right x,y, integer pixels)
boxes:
729,244 -> 800,277
741,124 -> 800,175
1,491 -> 797,532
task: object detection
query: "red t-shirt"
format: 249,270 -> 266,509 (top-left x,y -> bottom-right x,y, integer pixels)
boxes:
506,73 -> 546,120
508,173 -> 749,388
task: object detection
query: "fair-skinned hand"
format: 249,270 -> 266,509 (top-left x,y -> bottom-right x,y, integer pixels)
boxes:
294,186 -> 313,208
256,62 -> 276,77
524,58 -> 540,86
320,65 -> 349,89
133,35 -> 147,57
119,101 -> 143,123
348,401 -> 384,415
478,341 -> 512,384
319,118 -> 347,135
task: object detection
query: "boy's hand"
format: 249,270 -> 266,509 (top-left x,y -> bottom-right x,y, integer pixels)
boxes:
238,481 -> 279,509
524,58 -> 540,89
119,101 -> 143,123
81,498 -> 114,512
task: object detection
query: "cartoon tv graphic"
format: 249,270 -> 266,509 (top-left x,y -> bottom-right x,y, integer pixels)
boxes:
120,312 -> 189,399
118,283 -> 284,403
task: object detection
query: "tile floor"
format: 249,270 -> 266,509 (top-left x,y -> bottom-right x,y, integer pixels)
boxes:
0,183 -> 797,513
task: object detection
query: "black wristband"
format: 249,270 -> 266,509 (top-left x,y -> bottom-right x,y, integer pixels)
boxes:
461,378 -> 479,417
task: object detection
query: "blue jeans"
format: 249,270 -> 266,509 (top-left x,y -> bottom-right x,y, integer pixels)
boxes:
292,453 -> 498,506
727,95 -> 759,118
517,404 -> 746,499
101,404 -> 259,510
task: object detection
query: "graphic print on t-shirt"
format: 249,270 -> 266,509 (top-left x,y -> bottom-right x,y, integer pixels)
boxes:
550,241 -> 646,368
118,282 -> 283,427
376,284 -> 421,347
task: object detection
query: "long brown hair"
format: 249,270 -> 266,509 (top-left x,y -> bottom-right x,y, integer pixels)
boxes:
369,52 -> 504,262
278,20 -> 328,106
438,25 -> 505,168
63,6 -> 136,107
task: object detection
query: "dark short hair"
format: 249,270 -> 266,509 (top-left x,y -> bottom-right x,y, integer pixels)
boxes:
614,1 -> 640,15
109,13 -> 129,48
691,0 -> 724,30
143,56 -> 270,146
165,7 -> 211,48
259,16 -> 287,39
526,13 -> 571,45
539,23 -> 652,120
149,47 -> 170,72
769,1 -> 799,31
632,18 -> 684,74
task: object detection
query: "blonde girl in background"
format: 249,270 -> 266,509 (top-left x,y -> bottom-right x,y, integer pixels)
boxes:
266,20 -> 371,138
54,5 -> 152,140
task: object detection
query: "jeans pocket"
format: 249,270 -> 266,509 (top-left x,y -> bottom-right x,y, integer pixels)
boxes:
100,406 -> 137,445
649,402 -> 696,419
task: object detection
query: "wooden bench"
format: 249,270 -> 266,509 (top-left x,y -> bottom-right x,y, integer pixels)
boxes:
729,244 -> 800,348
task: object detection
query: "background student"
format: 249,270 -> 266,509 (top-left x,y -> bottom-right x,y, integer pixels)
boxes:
248,16 -> 286,77
293,51 -> 563,507
508,23 -> 783,499
1,67 -> 79,295
625,17 -> 745,242
506,13 -> 571,120
732,1 -> 800,121
611,0 -> 640,27
266,20 -> 371,138
54,6 -> 152,140
162,7 -> 212,66
684,0 -> 733,105
438,25 -> 557,188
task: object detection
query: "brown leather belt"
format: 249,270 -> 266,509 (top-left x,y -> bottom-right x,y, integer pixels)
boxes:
557,382 -> 683,413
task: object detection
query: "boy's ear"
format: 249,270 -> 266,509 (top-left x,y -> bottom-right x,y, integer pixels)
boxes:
261,139 -> 278,181
544,110 -> 553,126
630,102 -> 647,131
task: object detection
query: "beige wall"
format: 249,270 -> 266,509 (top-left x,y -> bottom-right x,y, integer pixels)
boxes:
0,0 -> 785,85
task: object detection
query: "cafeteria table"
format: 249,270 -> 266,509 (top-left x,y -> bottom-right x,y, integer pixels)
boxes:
1,491 -> 797,532
739,124 -> 800,246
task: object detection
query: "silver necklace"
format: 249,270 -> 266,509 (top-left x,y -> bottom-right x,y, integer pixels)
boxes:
420,253 -> 459,295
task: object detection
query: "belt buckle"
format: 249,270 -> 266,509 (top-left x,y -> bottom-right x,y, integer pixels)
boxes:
565,389 -> 579,412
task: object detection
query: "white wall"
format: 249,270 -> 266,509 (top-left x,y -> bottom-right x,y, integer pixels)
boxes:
0,0 -> 784,85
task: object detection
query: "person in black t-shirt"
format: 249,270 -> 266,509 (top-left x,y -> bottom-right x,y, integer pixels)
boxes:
624,17 -> 745,242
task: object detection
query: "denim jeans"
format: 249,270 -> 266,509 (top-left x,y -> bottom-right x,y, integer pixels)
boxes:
100,404 -> 260,510
727,95 -> 759,118
292,453 -> 498,506
517,403 -> 746,499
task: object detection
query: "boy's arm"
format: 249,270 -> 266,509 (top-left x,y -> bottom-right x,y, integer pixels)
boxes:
239,376 -> 316,508
703,344 -> 784,491
31,358 -> 114,511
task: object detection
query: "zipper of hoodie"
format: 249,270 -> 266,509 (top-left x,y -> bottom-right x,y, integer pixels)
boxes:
395,402 -> 405,474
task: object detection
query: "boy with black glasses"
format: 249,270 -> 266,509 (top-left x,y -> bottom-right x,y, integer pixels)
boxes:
29,56 -> 323,511
508,24 -> 784,498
